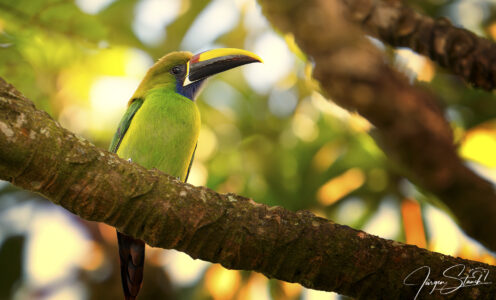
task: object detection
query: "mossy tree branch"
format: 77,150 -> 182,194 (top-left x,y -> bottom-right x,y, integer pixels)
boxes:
1,77 -> 496,298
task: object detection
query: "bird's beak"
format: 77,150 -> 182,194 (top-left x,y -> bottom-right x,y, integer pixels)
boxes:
183,48 -> 262,86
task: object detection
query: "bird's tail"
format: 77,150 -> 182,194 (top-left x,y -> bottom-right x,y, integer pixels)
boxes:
117,231 -> 145,300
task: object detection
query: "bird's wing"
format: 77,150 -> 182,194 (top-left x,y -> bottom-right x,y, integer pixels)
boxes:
109,98 -> 144,153
184,143 -> 197,182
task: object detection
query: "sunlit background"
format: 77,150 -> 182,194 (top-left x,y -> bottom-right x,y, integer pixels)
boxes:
1,0 -> 496,299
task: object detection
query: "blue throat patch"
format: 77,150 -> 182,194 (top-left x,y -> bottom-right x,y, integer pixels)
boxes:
176,79 -> 205,101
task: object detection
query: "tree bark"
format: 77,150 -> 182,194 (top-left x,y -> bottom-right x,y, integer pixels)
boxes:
258,0 -> 496,255
1,77 -> 496,298
341,0 -> 496,90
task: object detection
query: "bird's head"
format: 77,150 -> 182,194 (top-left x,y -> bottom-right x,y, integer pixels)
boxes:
131,48 -> 262,102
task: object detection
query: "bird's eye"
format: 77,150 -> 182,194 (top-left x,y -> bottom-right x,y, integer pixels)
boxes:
171,66 -> 182,75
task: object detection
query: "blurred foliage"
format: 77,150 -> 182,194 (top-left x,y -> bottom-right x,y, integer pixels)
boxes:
1,0 -> 496,299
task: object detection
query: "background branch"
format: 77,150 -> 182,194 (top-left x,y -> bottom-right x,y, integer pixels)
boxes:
1,77 -> 496,298
258,0 -> 496,252
342,0 -> 496,90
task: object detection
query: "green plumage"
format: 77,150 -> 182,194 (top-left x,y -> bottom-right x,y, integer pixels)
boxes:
109,52 -> 200,181
117,88 -> 200,180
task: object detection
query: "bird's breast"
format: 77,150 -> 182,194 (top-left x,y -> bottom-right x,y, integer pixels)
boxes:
117,92 -> 201,181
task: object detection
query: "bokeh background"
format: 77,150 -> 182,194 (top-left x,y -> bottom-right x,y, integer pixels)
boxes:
1,0 -> 496,299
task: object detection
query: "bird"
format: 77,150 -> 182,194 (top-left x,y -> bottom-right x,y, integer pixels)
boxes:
108,48 -> 262,300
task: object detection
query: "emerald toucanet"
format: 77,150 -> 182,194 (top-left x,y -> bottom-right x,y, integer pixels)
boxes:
109,48 -> 261,300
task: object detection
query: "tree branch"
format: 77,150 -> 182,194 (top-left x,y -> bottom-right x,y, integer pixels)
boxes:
258,0 -> 496,252
342,0 -> 496,90
1,78 -> 496,298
